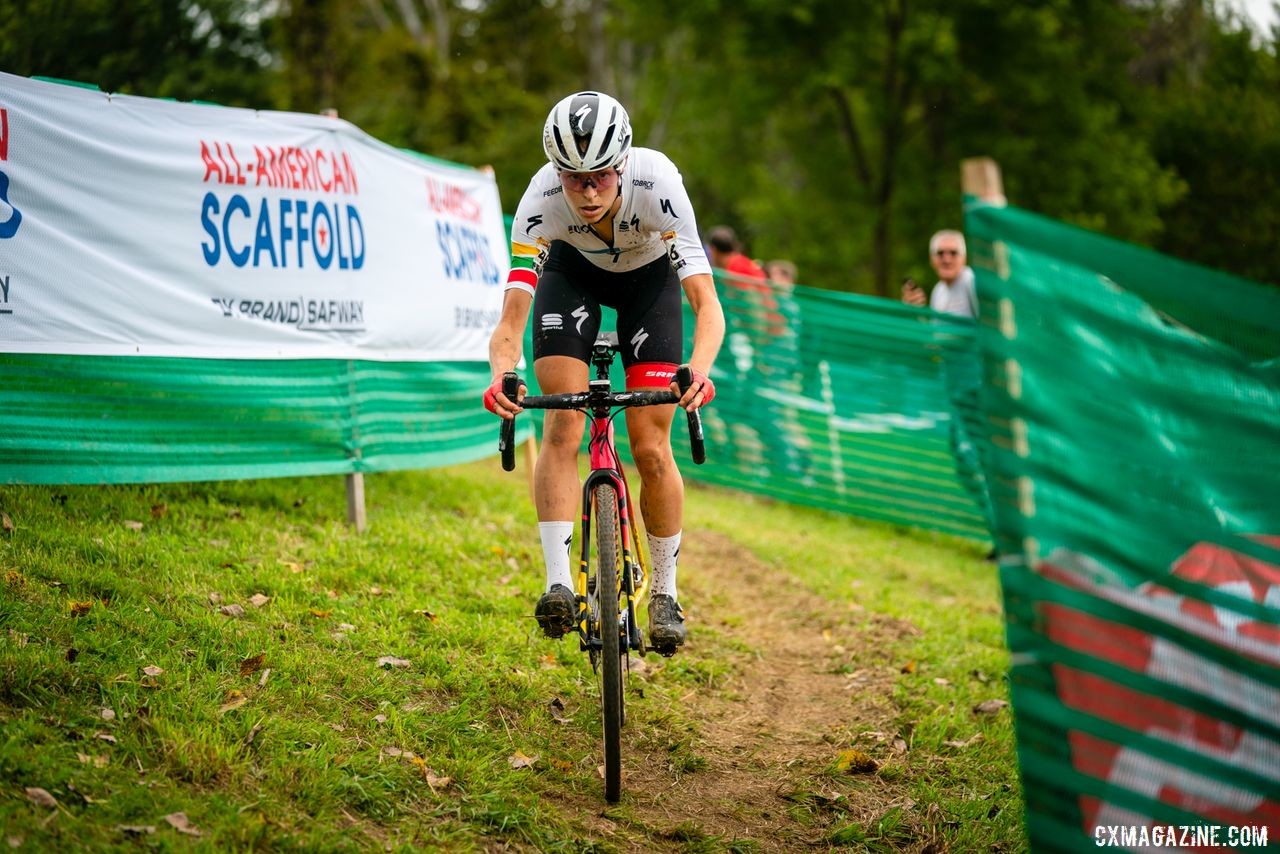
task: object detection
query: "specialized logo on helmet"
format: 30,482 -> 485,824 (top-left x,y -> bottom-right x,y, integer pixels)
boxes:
571,103 -> 594,134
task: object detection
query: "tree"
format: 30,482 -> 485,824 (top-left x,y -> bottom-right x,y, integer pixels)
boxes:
0,0 -> 276,106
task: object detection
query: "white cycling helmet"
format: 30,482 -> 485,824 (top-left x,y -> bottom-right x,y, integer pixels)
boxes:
542,91 -> 632,173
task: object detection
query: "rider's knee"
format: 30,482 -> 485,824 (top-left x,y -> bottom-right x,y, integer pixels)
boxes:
542,411 -> 584,452
630,439 -> 675,479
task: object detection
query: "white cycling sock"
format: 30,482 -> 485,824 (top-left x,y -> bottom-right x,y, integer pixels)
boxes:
647,531 -> 681,600
539,521 -> 575,592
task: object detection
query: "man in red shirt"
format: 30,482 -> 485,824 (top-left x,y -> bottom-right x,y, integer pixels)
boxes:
706,225 -> 766,281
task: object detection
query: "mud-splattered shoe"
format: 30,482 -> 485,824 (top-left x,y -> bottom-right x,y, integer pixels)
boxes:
647,594 -> 686,656
534,584 -> 576,639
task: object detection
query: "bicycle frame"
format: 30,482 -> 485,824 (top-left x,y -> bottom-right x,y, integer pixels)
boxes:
576,411 -> 648,655
495,333 -> 707,803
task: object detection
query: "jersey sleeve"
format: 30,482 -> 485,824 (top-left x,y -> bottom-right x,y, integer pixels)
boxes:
505,181 -> 546,296
650,155 -> 713,281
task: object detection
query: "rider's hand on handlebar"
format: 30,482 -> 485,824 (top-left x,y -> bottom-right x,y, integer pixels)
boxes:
671,367 -> 715,411
483,374 -> 525,419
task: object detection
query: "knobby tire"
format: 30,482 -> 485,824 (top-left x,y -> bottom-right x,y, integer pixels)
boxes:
593,482 -> 624,803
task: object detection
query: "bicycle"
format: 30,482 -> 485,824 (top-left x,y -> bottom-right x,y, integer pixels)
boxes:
497,331 -> 706,803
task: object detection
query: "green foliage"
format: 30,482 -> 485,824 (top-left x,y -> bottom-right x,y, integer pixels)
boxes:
2,0 -> 1276,287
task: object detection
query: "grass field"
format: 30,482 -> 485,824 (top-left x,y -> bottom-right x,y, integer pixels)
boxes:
0,459 -> 1023,851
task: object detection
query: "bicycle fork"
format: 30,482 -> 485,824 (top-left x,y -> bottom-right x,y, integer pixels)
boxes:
576,446 -> 646,656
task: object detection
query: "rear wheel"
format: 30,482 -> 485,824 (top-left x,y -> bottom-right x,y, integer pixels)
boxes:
593,482 -> 623,803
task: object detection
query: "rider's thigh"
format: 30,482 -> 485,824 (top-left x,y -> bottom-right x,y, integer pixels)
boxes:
535,355 -> 589,450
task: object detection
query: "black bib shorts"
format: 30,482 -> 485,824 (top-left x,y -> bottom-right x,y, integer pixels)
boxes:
531,240 -> 684,389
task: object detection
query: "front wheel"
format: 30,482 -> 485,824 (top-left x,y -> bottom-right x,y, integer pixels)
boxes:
593,482 -> 623,803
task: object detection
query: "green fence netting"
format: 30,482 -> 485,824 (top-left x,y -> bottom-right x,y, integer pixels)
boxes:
517,272 -> 991,542
0,356 -> 516,484
967,200 -> 1280,850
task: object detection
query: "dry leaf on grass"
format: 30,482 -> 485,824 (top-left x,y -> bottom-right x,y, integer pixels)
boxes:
69,600 -> 94,617
973,699 -> 1009,715
508,751 -> 538,770
220,604 -> 245,618
376,656 -> 411,669
122,520 -> 144,531
94,732 -> 117,744
835,748 -> 879,774
219,691 -> 247,714
150,504 -> 167,518
163,812 -> 202,836
208,592 -> 222,605
1,512 -> 14,533
373,714 -> 388,723
413,609 -> 438,622
547,697 -> 572,725
142,665 -> 164,677
77,753 -> 109,768
239,653 -> 265,676
942,733 -> 985,749
248,593 -> 270,608
116,825 -> 155,836
25,787 -> 57,808
900,660 -> 917,674
550,758 -> 573,772
309,609 -> 331,618
100,708 -> 116,722
368,586 -> 383,596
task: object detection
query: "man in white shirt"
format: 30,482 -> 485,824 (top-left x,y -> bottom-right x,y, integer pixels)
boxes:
901,230 -> 976,316
902,230 -> 994,556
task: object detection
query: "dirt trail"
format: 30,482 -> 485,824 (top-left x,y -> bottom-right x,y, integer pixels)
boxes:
551,530 -> 932,852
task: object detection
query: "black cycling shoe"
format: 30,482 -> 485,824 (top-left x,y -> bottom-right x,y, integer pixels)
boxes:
535,584 -> 576,639
647,594 -> 686,656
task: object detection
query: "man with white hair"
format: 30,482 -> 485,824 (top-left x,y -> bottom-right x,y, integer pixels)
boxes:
901,229 -> 976,317
903,229 -> 994,556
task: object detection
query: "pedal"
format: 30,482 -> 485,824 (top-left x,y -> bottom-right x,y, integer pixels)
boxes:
652,643 -> 679,658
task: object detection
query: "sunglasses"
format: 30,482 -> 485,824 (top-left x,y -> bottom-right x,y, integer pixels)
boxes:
934,249 -> 961,258
558,168 -> 618,193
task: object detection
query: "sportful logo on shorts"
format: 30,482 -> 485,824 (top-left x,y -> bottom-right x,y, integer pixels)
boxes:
541,312 -> 563,330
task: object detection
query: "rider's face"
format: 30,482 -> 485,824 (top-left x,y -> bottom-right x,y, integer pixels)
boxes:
559,168 -> 620,223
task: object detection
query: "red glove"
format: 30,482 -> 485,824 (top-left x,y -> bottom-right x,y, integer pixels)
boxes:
692,370 -> 715,405
483,374 -> 524,415
675,368 -> 715,407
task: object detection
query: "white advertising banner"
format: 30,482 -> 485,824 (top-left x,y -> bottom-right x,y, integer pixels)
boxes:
0,72 -> 507,361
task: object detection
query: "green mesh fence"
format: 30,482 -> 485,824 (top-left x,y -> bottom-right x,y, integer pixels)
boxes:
0,355 -> 524,484
968,201 -> 1280,850
518,272 -> 990,542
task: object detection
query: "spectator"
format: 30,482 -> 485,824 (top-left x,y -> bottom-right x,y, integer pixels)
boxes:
901,230 -> 976,318
904,230 -> 995,557
764,259 -> 798,287
706,225 -> 767,281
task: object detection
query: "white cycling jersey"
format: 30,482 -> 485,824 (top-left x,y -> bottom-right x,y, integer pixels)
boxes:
504,147 -> 712,295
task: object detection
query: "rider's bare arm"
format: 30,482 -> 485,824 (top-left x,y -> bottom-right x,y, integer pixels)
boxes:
486,289 -> 532,416
677,272 -> 724,409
